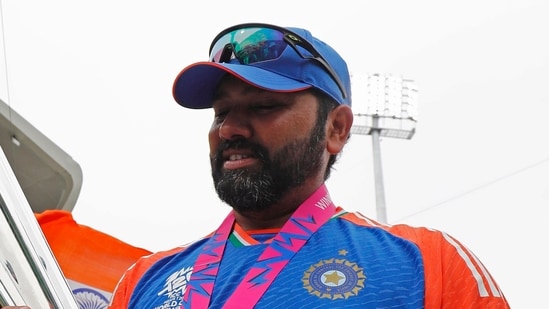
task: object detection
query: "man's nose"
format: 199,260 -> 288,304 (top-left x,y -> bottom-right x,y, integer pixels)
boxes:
218,111 -> 252,141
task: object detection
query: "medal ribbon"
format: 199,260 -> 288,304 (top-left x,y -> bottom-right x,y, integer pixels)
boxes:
181,184 -> 336,308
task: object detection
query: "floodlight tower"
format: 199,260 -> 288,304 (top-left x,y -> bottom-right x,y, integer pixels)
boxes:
350,73 -> 418,223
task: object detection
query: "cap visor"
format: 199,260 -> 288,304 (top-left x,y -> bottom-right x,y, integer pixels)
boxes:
172,62 -> 311,109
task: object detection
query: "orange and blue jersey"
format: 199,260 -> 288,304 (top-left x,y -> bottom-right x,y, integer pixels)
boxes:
109,208 -> 509,308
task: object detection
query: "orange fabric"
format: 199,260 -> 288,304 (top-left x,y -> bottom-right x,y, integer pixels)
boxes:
35,210 -> 152,293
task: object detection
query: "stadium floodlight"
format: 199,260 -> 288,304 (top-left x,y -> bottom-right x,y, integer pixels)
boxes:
351,73 -> 418,223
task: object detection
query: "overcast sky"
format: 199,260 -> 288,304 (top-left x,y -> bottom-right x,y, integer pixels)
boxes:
1,1 -> 548,307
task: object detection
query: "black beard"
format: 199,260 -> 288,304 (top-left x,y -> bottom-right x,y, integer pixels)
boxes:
211,122 -> 325,213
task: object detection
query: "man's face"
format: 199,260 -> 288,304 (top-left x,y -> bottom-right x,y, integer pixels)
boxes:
208,76 -> 327,213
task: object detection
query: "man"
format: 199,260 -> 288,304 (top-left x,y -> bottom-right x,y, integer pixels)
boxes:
105,23 -> 510,308
2,22 -> 510,309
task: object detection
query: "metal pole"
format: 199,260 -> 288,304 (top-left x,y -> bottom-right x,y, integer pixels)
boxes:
371,117 -> 388,223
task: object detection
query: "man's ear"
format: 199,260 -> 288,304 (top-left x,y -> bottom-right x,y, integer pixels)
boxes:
326,105 -> 353,154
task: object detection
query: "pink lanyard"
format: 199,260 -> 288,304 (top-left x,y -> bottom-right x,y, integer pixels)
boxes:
182,184 -> 336,308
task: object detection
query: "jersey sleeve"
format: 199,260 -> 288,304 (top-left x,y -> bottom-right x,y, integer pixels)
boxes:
390,224 -> 510,308
108,246 -> 185,308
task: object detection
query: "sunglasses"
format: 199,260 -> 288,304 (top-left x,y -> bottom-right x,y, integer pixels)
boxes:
208,23 -> 348,99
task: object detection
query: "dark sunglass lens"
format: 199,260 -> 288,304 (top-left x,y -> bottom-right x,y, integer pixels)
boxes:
235,40 -> 286,64
210,27 -> 287,64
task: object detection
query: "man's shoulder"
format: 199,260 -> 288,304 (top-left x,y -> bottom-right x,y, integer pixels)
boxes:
116,233 -> 210,283
109,235 -> 212,306
337,209 -> 447,246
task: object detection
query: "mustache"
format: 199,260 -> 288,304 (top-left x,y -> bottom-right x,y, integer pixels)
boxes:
213,139 -> 268,164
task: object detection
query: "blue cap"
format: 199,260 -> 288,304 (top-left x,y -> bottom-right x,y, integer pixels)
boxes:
172,25 -> 352,108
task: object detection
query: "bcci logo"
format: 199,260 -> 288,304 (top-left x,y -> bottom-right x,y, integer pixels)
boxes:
302,257 -> 365,300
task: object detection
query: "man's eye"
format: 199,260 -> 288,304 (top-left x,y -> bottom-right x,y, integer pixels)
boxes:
254,105 -> 277,111
213,111 -> 227,122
